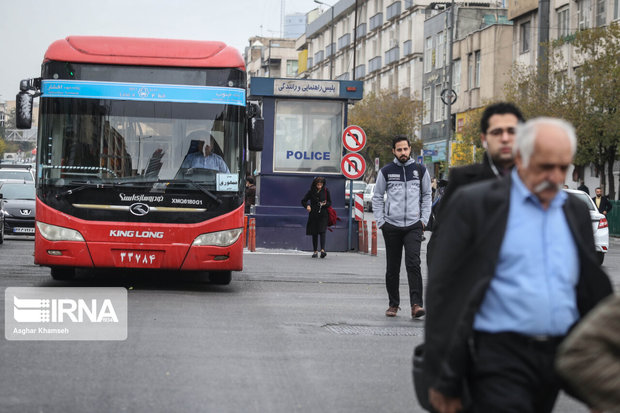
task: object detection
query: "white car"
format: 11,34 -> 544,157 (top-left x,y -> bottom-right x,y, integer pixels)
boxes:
363,183 -> 375,211
564,188 -> 609,264
345,180 -> 367,205
0,165 -> 35,183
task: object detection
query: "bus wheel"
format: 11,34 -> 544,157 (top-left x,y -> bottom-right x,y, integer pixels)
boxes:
51,267 -> 76,280
597,252 -> 605,265
209,271 -> 232,285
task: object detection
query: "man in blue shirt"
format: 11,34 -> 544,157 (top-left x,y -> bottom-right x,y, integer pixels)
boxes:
181,134 -> 229,173
422,118 -> 612,413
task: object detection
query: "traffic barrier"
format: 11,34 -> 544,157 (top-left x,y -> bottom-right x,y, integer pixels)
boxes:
371,221 -> 377,256
358,220 -> 364,252
248,218 -> 256,252
354,193 -> 364,221
243,215 -> 248,247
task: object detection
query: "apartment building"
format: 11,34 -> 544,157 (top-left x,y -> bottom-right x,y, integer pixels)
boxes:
421,4 -> 513,170
299,0 -> 431,99
246,36 -> 300,80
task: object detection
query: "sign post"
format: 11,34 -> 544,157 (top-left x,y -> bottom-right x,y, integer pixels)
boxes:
341,125 -> 367,250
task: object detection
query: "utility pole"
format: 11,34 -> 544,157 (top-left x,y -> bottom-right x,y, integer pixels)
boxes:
443,0 -> 456,172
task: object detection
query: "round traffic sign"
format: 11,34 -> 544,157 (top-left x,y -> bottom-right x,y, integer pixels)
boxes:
342,125 -> 366,152
340,153 -> 366,180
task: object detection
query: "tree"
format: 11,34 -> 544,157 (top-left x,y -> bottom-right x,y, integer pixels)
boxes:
348,90 -> 424,181
504,22 -> 620,198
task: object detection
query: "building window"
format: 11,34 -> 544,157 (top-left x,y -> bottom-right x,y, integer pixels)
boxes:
423,87 -> 431,124
286,60 -> 298,77
435,31 -> 444,69
452,59 -> 461,92
578,0 -> 592,30
434,84 -> 443,122
424,37 -> 432,73
557,7 -> 570,37
474,50 -> 481,88
615,0 -> 619,20
596,0 -> 606,26
520,21 -> 531,53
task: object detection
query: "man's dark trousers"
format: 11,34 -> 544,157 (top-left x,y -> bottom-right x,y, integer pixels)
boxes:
381,221 -> 423,308
469,332 -> 563,413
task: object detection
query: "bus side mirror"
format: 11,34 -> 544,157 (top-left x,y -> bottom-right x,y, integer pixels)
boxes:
248,117 -> 264,152
16,91 -> 33,130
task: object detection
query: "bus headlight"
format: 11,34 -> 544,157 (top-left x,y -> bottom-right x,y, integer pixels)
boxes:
37,222 -> 85,242
192,228 -> 242,247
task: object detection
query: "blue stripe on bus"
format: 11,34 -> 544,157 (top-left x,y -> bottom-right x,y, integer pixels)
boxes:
41,80 -> 246,106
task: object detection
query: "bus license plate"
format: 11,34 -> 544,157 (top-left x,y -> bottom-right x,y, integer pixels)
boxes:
112,250 -> 164,268
14,227 -> 35,233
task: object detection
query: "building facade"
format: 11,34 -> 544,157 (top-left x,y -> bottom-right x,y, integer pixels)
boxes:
421,4 -> 512,174
299,0 -> 431,100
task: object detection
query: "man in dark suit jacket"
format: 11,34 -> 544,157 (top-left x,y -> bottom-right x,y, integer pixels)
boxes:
592,187 -> 613,215
423,117 -> 613,413
436,102 -> 524,218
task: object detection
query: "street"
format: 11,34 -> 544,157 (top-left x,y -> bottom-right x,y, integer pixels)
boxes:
0,228 -> 618,413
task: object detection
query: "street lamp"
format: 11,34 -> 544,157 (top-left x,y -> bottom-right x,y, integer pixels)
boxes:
314,0 -> 335,80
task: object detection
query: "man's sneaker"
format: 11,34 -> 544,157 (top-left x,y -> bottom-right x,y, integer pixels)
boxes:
385,306 -> 400,317
412,304 -> 426,318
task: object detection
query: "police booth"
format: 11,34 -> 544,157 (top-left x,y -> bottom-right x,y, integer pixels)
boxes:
249,77 -> 364,251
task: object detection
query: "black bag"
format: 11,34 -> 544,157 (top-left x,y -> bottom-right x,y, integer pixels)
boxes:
413,343 -> 433,411
413,343 -> 473,412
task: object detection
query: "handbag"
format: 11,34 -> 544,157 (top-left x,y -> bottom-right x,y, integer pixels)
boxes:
413,343 -> 433,411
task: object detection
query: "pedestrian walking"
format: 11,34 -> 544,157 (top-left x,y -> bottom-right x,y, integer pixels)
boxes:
556,294 -> 620,412
372,135 -> 432,318
301,176 -> 331,258
435,102 -> 524,220
422,117 -> 612,413
592,187 -> 613,215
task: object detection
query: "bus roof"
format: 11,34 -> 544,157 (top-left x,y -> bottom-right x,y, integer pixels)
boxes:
44,36 -> 245,70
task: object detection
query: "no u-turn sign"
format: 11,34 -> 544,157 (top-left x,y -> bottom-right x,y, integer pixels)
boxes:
341,153 -> 366,180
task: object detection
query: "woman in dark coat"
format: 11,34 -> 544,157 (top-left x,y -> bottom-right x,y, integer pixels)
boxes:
301,176 -> 331,258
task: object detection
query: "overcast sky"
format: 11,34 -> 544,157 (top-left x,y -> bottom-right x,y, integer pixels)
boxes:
0,0 -> 322,100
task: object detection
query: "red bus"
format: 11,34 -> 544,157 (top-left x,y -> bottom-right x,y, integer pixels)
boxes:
16,36 -> 263,284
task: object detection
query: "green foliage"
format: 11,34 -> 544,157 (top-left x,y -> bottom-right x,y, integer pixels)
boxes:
348,90 -> 424,180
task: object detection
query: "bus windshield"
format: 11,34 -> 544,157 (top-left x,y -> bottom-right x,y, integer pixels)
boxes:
38,97 -> 243,190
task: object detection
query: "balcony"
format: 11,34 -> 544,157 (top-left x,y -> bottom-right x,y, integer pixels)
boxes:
369,56 -> 382,73
356,23 -> 367,39
308,57 -> 313,69
403,40 -> 413,56
336,72 -> 350,81
405,0 -> 414,9
314,50 -> 325,63
355,64 -> 366,79
369,13 -> 383,31
385,46 -> 400,65
326,43 -> 335,57
387,1 -> 402,21
338,33 -> 351,51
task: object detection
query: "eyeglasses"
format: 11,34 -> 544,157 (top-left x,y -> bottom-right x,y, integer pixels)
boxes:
487,127 -> 516,136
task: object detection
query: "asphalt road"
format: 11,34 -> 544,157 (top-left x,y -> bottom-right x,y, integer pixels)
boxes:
0,230 -> 618,413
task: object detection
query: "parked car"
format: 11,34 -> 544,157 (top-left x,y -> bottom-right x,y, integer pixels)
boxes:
345,180 -> 367,205
564,188 -> 609,264
0,163 -> 35,183
363,183 -> 376,211
0,182 -> 36,236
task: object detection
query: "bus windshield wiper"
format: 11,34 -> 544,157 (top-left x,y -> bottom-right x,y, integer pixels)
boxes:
55,181 -> 115,199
